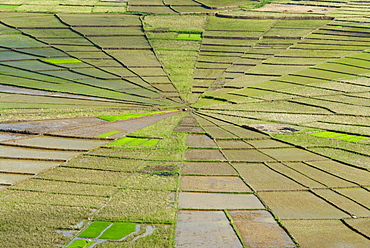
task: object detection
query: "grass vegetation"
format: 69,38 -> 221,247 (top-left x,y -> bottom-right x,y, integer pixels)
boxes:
95,189 -> 176,223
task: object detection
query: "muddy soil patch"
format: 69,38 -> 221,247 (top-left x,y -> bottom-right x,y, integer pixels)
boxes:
180,176 -> 252,193
185,149 -> 226,161
282,219 -> 370,247
222,149 -> 274,162
306,160 -> 370,186
0,132 -> 30,142
266,162 -> 324,189
262,148 -> 327,162
222,125 -> 268,139
176,210 -> 242,248
181,162 -> 237,176
234,163 -> 305,191
0,159 -> 60,174
178,192 -> 264,209
0,173 -> 31,186
247,139 -> 290,148
186,134 -> 217,148
228,210 -> 295,247
343,218 -> 370,238
202,126 -> 237,139
258,191 -> 349,219
313,189 -> 370,217
285,162 -> 356,188
5,136 -> 107,150
0,117 -> 104,134
336,188 -> 370,208
216,140 -> 252,149
178,116 -> 198,126
173,126 -> 204,133
0,146 -> 80,161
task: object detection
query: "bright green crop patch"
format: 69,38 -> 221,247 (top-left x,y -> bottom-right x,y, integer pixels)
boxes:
107,137 -> 136,146
67,239 -> 96,247
0,5 -> 19,9
309,131 -> 368,142
78,221 -> 111,238
127,138 -> 149,146
107,137 -> 160,147
98,110 -> 175,121
177,33 -> 202,41
44,58 -> 82,64
96,130 -> 122,138
142,139 -> 160,146
99,222 -> 136,240
76,221 -> 136,241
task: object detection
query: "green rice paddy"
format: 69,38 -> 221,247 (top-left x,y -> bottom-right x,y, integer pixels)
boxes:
99,222 -> 136,240
309,131 -> 368,142
78,221 -> 111,238
44,58 -> 83,64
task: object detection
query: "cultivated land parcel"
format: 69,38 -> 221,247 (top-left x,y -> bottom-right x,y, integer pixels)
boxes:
0,0 -> 369,247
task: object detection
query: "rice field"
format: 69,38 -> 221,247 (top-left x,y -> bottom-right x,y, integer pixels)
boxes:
0,1 -> 369,247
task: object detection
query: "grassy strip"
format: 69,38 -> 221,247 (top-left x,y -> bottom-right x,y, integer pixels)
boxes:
96,131 -> 122,138
98,110 -> 175,121
78,221 -> 111,238
99,222 -> 136,240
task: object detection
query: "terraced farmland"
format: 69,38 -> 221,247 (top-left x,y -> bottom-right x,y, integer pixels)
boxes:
0,0 -> 369,247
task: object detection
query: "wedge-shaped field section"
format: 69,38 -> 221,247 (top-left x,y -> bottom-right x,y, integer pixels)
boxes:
258,191 -> 349,219
282,220 -> 370,247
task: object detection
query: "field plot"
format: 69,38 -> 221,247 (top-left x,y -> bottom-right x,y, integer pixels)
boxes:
234,163 -> 306,191
176,210 -> 242,248
0,2 -> 370,247
181,162 -> 237,176
229,210 -> 295,247
258,191 -> 349,219
178,192 -> 264,209
180,176 -> 252,192
282,219 -> 370,247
